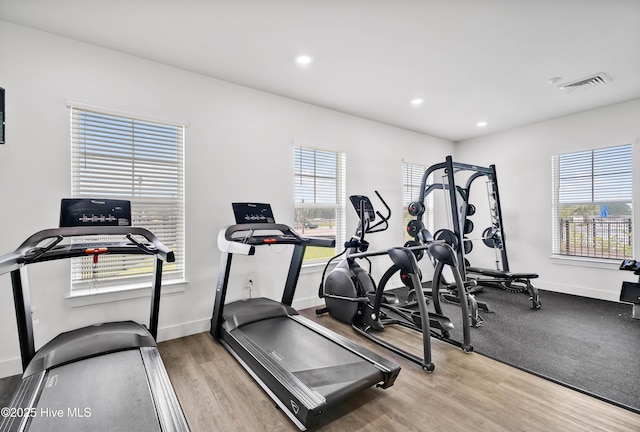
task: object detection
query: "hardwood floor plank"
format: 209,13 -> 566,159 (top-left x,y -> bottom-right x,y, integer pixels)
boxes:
158,310 -> 640,432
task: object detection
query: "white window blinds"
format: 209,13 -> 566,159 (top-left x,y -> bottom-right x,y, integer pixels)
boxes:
557,145 -> 632,203
70,107 -> 185,292
552,144 -> 632,259
294,146 -> 346,260
294,147 -> 345,205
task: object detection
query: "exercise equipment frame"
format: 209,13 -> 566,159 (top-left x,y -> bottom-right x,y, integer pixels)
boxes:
412,155 -> 541,309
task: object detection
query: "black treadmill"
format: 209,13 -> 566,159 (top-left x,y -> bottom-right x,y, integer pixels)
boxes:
0,200 -> 189,432
210,203 -> 400,430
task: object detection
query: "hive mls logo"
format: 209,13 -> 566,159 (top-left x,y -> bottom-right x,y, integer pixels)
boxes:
290,400 -> 299,414
68,407 -> 92,418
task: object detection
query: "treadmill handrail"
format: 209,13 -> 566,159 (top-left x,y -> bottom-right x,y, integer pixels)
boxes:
0,226 -> 174,275
219,223 -> 335,253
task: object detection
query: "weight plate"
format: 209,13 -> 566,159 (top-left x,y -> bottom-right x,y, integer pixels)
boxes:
466,203 -> 476,216
482,227 -> 501,248
404,240 -> 425,261
408,201 -> 425,217
407,220 -> 424,238
434,228 -> 459,251
463,238 -> 473,254
460,203 -> 476,217
463,219 -> 474,234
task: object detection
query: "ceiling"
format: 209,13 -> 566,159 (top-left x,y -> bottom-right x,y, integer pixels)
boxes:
1,0 -> 639,142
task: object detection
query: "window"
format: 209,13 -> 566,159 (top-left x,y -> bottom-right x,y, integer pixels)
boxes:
403,161 -> 434,241
70,106 -> 185,293
294,145 -> 346,261
552,144 -> 632,260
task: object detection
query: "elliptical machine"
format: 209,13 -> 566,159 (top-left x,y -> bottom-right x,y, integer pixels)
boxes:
317,192 -> 473,372
317,192 -> 392,324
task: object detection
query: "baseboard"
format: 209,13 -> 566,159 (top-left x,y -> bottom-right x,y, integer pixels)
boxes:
293,296 -> 324,311
0,357 -> 22,379
156,298 -> 326,342
156,318 -> 211,342
2,300 -> 327,378
538,280 -> 620,302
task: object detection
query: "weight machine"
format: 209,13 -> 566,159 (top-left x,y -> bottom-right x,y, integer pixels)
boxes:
406,155 -> 542,310
620,259 -> 640,319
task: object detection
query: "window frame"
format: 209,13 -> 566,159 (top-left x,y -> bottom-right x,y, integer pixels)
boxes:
551,144 -> 633,261
294,144 -> 346,263
69,104 -> 186,296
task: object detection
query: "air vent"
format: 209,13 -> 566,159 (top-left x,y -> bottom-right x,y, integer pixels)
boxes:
558,73 -> 612,94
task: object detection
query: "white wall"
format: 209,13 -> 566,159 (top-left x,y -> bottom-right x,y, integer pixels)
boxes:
455,99 -> 640,301
0,21 -> 454,377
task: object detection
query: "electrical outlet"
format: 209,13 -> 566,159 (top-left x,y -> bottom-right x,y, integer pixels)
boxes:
245,276 -> 257,299
246,276 -> 256,290
31,306 -> 39,324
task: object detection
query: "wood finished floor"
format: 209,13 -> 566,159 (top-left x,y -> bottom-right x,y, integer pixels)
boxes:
158,308 -> 640,432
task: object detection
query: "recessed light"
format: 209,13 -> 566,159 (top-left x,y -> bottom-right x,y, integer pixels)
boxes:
477,121 -> 488,127
296,54 -> 313,65
410,98 -> 424,106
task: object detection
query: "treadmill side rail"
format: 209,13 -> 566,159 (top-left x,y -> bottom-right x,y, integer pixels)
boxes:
0,372 -> 45,432
141,347 -> 190,432
223,329 -> 327,425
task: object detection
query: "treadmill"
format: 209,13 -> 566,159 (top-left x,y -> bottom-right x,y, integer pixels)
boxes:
210,203 -> 400,430
0,199 -> 189,432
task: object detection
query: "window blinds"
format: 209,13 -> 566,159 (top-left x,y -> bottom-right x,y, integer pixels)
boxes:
552,144 -> 633,258
294,145 -> 346,256
558,145 -> 632,204
294,146 -> 346,206
70,107 -> 185,292
402,162 -> 425,204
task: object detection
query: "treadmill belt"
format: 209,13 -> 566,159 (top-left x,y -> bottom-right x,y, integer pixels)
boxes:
292,361 -> 375,388
27,350 -> 161,432
238,316 -> 383,401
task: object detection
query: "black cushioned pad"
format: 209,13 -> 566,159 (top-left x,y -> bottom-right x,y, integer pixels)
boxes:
223,297 -> 298,331
467,266 -> 538,279
25,321 -> 155,377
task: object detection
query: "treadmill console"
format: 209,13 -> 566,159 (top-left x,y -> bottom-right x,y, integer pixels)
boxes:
232,202 -> 276,225
60,199 -> 131,227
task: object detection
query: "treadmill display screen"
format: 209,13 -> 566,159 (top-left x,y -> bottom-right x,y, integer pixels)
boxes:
60,199 -> 131,227
232,203 -> 275,225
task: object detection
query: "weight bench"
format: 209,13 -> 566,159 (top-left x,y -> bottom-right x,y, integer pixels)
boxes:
466,267 -> 542,310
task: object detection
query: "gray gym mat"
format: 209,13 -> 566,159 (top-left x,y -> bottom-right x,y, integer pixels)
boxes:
393,286 -> 640,414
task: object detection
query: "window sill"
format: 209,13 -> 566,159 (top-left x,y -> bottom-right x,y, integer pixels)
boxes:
550,255 -> 621,270
301,261 -> 339,277
66,279 -> 187,307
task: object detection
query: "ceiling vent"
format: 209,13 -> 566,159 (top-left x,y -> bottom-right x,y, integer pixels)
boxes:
558,73 -> 612,94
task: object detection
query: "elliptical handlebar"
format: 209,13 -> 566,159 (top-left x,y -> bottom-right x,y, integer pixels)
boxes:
365,191 -> 391,234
